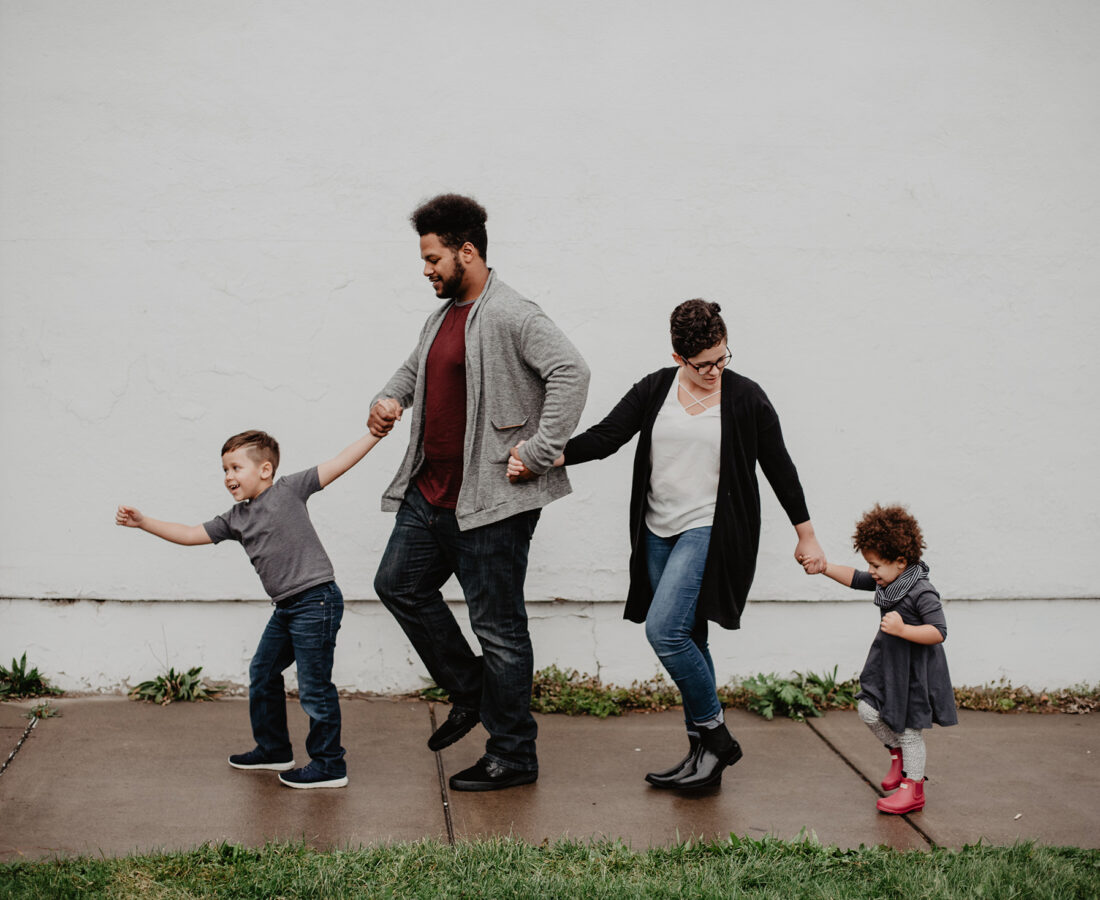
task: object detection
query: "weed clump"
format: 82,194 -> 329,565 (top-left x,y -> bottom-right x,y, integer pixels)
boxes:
0,654 -> 63,700
953,678 -> 1099,714
419,667 -> 1098,720
129,666 -> 223,705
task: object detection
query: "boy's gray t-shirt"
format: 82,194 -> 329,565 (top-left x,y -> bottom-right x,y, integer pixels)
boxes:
203,467 -> 334,601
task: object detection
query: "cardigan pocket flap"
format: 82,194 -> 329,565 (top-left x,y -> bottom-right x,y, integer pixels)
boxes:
491,415 -> 529,431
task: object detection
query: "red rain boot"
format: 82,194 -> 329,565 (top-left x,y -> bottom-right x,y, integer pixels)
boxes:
877,777 -> 925,814
881,746 -> 904,791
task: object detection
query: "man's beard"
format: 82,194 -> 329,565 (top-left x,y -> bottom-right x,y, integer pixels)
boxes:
438,259 -> 466,300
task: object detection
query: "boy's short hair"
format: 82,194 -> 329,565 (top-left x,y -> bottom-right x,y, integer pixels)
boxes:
221,430 -> 280,475
670,299 -> 728,359
852,504 -> 926,564
410,193 -> 489,260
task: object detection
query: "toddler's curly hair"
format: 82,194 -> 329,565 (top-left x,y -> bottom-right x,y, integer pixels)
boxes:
852,504 -> 926,564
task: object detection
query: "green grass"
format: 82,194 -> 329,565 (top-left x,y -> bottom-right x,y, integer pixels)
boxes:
1,838 -> 1097,899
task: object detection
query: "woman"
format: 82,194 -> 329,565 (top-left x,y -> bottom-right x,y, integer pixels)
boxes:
510,299 -> 825,791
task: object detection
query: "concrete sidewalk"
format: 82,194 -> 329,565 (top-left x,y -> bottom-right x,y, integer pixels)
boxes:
1,697 -> 1096,860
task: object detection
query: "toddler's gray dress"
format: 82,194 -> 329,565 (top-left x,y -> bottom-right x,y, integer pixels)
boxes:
853,569 -> 958,734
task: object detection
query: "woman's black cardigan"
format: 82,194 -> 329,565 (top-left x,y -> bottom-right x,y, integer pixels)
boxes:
563,367 -> 810,630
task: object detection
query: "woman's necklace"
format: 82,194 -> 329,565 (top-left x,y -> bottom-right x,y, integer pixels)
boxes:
678,376 -> 721,413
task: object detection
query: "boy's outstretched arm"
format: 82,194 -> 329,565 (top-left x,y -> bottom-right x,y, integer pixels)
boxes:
115,506 -> 212,546
317,432 -> 382,488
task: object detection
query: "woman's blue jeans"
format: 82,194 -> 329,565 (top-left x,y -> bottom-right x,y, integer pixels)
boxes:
249,581 -> 345,777
644,526 -> 721,727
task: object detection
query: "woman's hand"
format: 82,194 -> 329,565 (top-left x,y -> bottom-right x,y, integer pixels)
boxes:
794,528 -> 827,575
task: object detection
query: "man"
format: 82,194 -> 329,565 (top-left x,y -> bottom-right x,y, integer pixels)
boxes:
369,193 -> 589,791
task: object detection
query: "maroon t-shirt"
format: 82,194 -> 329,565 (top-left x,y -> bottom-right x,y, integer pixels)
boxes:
416,301 -> 473,508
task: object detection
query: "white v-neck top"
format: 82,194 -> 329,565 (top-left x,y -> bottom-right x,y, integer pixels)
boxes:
644,376 -> 721,537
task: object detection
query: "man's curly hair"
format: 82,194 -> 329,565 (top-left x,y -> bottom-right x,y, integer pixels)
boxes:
410,193 -> 488,260
669,298 -> 728,359
852,504 -> 926,563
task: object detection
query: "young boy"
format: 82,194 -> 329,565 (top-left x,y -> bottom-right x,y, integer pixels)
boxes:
116,428 -> 380,789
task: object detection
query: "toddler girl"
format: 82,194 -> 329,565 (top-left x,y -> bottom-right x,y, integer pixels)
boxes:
809,504 -> 957,813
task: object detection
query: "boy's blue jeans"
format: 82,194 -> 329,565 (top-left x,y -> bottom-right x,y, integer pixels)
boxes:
374,486 -> 541,772
248,581 -> 346,777
644,526 -> 722,727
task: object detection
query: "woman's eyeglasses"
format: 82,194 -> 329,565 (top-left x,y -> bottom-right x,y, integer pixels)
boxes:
682,350 -> 732,374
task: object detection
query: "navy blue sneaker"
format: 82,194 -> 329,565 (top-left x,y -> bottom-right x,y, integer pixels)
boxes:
278,762 -> 348,790
228,748 -> 294,771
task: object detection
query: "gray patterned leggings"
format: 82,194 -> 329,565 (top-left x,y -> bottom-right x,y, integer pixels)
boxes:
857,699 -> 926,780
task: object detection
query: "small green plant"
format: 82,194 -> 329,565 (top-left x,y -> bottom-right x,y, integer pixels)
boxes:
531,665 -> 684,718
801,666 -> 861,710
531,665 -> 624,717
738,672 -> 822,721
953,678 -> 1100,714
26,701 -> 60,719
418,678 -> 450,702
0,653 -> 63,700
129,666 -> 222,705
725,668 -> 861,722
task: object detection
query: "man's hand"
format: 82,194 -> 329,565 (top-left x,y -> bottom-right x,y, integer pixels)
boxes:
116,505 -> 144,528
368,398 -> 403,438
508,445 -> 538,483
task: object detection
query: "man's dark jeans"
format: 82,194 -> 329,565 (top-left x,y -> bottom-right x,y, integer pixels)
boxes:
248,581 -> 346,777
374,486 -> 541,771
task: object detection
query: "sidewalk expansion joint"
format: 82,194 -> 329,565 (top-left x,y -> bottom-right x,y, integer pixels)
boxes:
804,719 -> 937,848
0,717 -> 38,779
428,703 -> 456,846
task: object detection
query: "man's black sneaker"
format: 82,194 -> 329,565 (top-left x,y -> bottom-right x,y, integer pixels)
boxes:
448,758 -> 538,792
428,706 -> 481,751
228,748 -> 295,771
278,762 -> 348,790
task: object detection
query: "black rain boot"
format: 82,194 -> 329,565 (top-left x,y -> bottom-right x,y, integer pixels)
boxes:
669,722 -> 742,791
645,732 -> 701,788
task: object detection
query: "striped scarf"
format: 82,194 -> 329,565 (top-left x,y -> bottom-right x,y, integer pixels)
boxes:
874,559 -> 929,609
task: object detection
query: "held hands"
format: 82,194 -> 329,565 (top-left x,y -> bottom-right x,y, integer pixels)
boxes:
116,505 -> 144,528
507,442 -> 537,484
507,440 -> 566,483
368,398 -> 403,438
795,536 -> 827,575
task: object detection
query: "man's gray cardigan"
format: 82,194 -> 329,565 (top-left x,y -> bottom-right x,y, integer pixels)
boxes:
373,271 -> 590,530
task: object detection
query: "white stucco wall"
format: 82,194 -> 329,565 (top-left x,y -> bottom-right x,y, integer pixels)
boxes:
2,2 -> 1098,690
7,597 -> 1100,695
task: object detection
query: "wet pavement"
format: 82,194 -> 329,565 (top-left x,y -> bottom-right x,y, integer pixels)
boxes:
1,697 -> 1096,860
